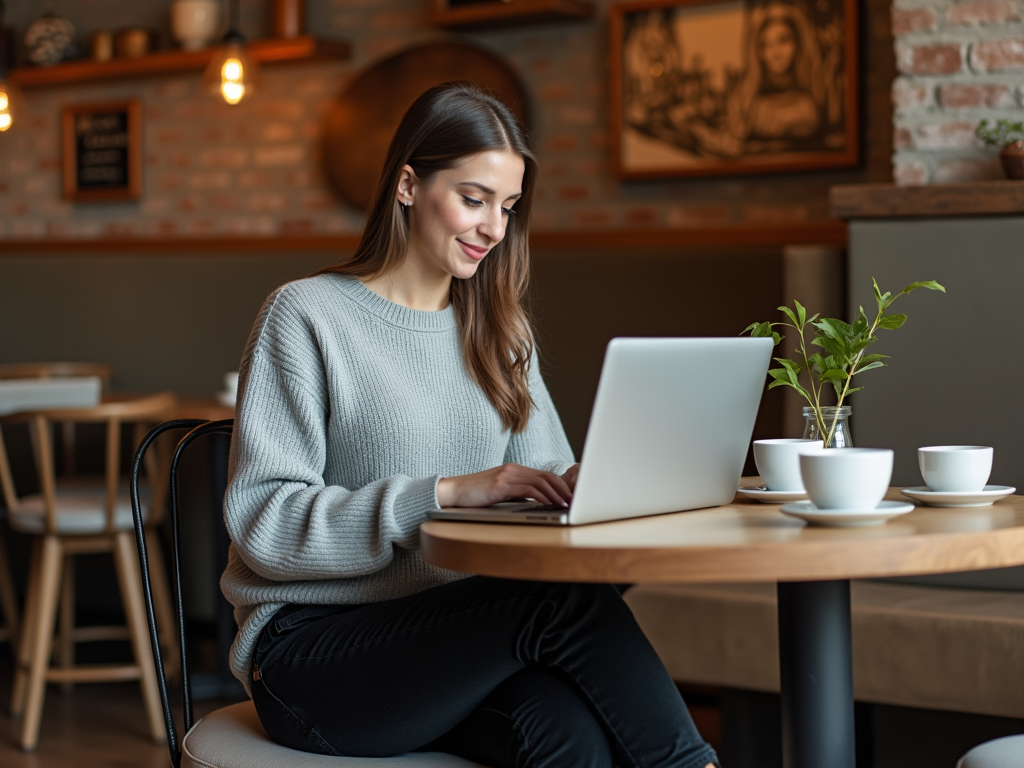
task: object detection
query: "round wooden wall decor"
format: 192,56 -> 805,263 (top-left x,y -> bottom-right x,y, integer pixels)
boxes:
323,41 -> 530,211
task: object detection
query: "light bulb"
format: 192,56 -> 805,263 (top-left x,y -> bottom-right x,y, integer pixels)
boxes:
0,112 -> 11,132
203,39 -> 259,106
222,58 -> 243,82
0,81 -> 23,133
221,81 -> 245,105
0,92 -> 8,111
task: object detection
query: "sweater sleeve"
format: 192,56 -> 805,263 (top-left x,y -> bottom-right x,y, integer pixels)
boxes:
503,352 -> 576,476
223,289 -> 439,583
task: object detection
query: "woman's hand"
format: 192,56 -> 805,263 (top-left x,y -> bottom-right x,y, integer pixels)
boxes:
561,464 -> 580,491
437,463 -> 574,508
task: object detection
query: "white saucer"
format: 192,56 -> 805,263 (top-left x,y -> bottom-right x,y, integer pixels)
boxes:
737,486 -> 809,503
780,500 -> 915,527
900,485 -> 1016,508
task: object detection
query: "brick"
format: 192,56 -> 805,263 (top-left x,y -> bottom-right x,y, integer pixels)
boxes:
281,218 -> 316,235
531,58 -> 554,76
947,0 -> 1022,26
914,121 -> 981,149
254,145 -> 304,167
933,158 -> 1002,182
189,172 -> 232,190
10,219 -> 44,238
284,169 -> 315,187
141,198 -> 171,215
24,176 -> 49,195
939,82 -> 1015,108
238,170 -> 274,188
560,106 -> 596,127
892,79 -> 931,111
666,205 -> 732,228
170,151 -> 191,169
971,39 -> 1024,71
558,185 -> 590,201
200,148 -> 248,169
891,7 -> 937,34
251,100 -> 306,120
546,135 -> 579,153
540,84 -> 574,102
104,221 -> 137,238
589,132 -> 610,151
178,197 -> 200,213
37,157 -> 60,171
301,192 -> 337,211
209,193 -> 240,211
742,204 -> 810,223
8,200 -> 30,216
626,207 -> 659,226
187,219 -> 216,236
157,174 -> 183,191
248,192 -> 289,212
9,157 -> 31,175
895,127 -> 915,149
155,80 -> 190,99
898,44 -> 963,75
542,162 -> 568,178
152,128 -> 183,145
572,209 -> 614,227
263,122 -> 297,143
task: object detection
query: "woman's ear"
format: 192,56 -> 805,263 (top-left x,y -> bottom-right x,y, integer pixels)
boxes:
396,164 -> 418,208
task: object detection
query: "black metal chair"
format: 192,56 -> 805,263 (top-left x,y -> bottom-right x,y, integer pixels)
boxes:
130,418 -> 485,768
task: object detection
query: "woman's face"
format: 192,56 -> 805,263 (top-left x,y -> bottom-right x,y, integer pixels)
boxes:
759,20 -> 797,77
402,150 -> 525,282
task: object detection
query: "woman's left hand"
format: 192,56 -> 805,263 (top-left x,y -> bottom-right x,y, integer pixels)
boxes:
561,464 -> 580,491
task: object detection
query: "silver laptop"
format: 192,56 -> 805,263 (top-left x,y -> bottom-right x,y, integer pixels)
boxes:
428,336 -> 773,526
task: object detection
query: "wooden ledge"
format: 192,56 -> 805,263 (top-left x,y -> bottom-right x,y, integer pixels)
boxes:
830,181 -> 1024,220
0,223 -> 847,255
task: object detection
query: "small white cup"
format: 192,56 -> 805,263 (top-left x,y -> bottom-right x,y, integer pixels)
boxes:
753,439 -> 824,491
224,371 -> 239,396
918,446 -> 992,493
799,448 -> 893,511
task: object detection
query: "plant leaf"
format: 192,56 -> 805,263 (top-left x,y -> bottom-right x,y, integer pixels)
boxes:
810,335 -> 846,358
794,299 -> 806,326
767,368 -> 792,381
878,313 -> 907,330
853,361 -> 885,375
900,280 -> 946,294
820,369 -> 849,383
778,305 -> 798,327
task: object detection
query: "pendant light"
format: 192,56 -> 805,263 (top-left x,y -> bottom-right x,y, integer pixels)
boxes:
202,0 -> 260,105
0,0 -> 22,132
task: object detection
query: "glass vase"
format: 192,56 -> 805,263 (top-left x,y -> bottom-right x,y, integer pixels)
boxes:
802,406 -> 853,448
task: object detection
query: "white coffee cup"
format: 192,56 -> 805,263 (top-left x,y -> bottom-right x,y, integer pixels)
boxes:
918,446 -> 992,493
799,448 -> 894,510
224,371 -> 239,396
753,439 -> 824,491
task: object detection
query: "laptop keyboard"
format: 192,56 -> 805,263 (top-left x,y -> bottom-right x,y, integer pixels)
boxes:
518,503 -> 571,513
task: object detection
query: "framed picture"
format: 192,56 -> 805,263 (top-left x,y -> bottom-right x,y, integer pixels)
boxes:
610,0 -> 859,179
62,100 -> 142,202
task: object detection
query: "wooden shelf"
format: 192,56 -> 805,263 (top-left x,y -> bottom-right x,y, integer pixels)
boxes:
0,223 -> 848,255
830,181 -> 1024,220
429,0 -> 594,29
9,35 -> 351,88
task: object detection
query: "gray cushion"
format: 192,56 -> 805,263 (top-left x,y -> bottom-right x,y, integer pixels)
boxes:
8,490 -> 147,535
182,701 -> 488,768
957,735 -> 1024,768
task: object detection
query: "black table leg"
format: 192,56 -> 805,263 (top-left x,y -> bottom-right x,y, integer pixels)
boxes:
777,580 -> 855,768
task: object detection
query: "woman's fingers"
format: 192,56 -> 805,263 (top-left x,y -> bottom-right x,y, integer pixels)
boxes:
439,464 -> 575,508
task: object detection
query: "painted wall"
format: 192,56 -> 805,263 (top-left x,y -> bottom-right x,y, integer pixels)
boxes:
1,0 -> 895,238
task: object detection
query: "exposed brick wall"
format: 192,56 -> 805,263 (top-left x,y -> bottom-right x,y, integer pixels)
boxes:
0,0 -> 895,239
892,0 -> 1024,184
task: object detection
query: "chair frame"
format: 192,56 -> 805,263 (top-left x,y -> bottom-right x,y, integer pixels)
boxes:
0,392 -> 179,750
131,418 -> 234,768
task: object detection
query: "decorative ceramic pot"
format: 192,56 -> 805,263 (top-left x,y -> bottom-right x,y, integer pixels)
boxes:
24,13 -> 78,66
171,0 -> 221,52
272,0 -> 305,39
999,141 -> 1024,180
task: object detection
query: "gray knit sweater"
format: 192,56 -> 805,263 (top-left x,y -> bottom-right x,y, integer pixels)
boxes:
221,274 -> 575,691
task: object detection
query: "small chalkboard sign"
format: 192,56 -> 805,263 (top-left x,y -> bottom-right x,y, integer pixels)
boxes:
62,100 -> 141,202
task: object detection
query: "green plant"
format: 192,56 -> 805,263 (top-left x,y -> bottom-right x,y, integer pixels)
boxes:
976,118 -> 1024,147
742,279 -> 945,446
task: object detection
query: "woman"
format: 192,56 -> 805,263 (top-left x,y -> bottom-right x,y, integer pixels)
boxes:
223,82 -> 718,768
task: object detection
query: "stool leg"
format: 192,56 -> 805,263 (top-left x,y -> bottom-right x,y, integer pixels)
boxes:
57,557 -> 75,693
0,529 -> 20,653
20,535 -> 63,751
11,538 -> 44,717
113,532 -> 166,744
145,529 -> 180,680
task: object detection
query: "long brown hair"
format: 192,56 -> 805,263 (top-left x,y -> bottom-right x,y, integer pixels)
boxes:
317,82 -> 537,433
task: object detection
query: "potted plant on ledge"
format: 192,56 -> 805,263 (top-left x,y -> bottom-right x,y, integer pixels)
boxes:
743,278 -> 945,447
976,119 -> 1024,180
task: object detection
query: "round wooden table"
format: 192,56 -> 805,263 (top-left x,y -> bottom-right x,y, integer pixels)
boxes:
421,485 -> 1024,768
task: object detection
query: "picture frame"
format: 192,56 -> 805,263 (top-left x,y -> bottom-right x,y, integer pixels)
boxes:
610,0 -> 859,180
62,99 -> 141,202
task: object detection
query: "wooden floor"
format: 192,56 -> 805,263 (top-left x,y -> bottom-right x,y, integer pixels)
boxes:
0,647 -> 235,768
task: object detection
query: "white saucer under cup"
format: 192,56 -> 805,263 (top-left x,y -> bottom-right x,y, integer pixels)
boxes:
918,445 -> 992,493
753,438 -> 824,492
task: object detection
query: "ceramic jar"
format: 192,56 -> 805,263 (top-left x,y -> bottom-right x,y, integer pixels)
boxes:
1000,141 -> 1024,181
272,0 -> 304,38
171,0 -> 221,52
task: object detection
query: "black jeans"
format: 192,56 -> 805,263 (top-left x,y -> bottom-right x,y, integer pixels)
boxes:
250,577 -> 718,768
